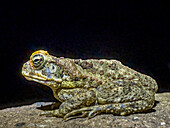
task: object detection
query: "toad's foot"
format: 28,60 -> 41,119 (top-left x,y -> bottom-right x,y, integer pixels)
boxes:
40,109 -> 89,120
39,109 -> 64,117
64,99 -> 154,120
63,106 -> 104,120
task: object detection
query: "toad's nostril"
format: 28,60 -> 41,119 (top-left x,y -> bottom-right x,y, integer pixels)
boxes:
22,61 -> 32,74
22,63 -> 27,70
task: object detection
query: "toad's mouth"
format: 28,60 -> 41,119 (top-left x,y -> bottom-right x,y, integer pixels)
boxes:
23,73 -> 46,81
23,74 -> 52,85
24,75 -> 62,88
23,73 -> 63,85
25,75 -> 47,82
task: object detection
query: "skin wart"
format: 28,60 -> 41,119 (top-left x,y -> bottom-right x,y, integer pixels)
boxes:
22,50 -> 158,119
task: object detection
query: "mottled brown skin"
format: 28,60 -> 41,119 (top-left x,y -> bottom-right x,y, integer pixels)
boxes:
22,50 -> 158,119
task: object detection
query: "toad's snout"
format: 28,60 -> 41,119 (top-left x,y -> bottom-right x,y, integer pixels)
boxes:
22,61 -> 32,77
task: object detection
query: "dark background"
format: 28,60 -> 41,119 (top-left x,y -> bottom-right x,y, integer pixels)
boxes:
0,1 -> 169,107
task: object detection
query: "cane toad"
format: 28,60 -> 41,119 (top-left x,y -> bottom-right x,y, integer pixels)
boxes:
22,50 -> 158,119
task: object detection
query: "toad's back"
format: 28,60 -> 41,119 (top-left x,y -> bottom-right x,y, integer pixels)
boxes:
73,59 -> 158,92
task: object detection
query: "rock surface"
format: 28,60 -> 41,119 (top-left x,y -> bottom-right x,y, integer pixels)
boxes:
0,93 -> 170,128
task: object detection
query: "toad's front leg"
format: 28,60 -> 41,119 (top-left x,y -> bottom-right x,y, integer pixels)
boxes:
40,88 -> 96,118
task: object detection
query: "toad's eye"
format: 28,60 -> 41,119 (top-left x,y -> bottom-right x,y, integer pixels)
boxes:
31,54 -> 45,69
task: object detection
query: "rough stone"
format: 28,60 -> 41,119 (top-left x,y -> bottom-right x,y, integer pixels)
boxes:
0,93 -> 169,128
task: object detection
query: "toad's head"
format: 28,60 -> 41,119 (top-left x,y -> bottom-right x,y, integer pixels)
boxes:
22,50 -> 65,88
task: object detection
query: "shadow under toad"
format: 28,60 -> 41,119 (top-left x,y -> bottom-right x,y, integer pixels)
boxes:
36,101 -> 61,110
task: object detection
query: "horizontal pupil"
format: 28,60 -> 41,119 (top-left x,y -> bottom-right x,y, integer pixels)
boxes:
34,59 -> 40,64
32,55 -> 43,67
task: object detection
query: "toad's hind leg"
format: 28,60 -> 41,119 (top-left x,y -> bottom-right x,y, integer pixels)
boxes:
64,99 -> 154,120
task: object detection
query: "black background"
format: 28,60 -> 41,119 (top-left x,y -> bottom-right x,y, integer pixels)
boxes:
0,1 -> 169,107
